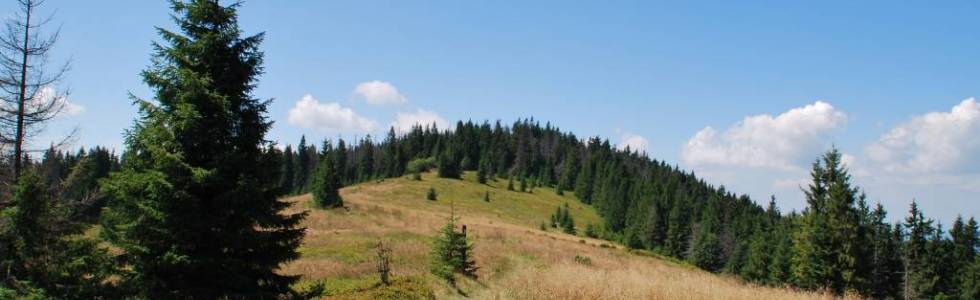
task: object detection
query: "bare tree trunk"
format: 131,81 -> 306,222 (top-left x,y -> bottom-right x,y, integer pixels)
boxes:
13,0 -> 32,180
0,0 -> 72,184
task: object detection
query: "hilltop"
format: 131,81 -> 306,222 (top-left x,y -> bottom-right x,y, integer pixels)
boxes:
283,171 -> 842,300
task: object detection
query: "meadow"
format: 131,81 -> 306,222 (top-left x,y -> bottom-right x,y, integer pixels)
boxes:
283,172 -> 852,300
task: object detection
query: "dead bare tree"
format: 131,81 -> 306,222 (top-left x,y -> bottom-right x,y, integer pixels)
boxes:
0,0 -> 72,184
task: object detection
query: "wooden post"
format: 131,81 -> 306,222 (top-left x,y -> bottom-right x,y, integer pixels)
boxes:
376,241 -> 391,285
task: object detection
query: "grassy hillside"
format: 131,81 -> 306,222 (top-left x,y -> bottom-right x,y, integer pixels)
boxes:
283,172 -> 844,299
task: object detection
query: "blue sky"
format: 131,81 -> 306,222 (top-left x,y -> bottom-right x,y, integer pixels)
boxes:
8,0 -> 979,223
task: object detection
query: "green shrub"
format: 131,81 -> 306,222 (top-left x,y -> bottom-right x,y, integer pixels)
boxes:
426,187 -> 438,201
406,157 -> 437,174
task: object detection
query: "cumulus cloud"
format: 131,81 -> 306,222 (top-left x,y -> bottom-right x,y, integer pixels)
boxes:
866,98 -> 980,174
682,101 -> 847,171
27,86 -> 84,117
618,132 -> 649,153
287,94 -> 377,132
389,109 -> 449,134
353,81 -> 407,105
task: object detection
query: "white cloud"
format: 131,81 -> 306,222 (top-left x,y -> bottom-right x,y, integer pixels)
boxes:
618,132 -> 649,153
28,86 -> 84,117
866,98 -> 980,174
682,101 -> 847,171
287,94 -> 377,132
353,81 -> 407,105
389,109 -> 449,134
772,177 -> 808,190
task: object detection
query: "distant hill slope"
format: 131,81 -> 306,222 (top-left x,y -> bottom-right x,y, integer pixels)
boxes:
282,171 -> 841,300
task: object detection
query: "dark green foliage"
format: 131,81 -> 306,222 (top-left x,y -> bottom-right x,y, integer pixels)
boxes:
584,223 -> 598,238
767,216 -> 795,285
791,149 -> 865,295
904,201 -> 939,300
437,143 -> 461,179
335,139 -> 349,185
477,155 -> 489,184
961,257 -> 980,300
99,1 -> 305,297
867,204 -> 903,299
665,197 -> 690,258
741,227 -> 771,282
690,195 -> 724,272
312,141 -> 343,209
427,187 -> 438,201
574,140 -> 599,204
279,145 -> 295,194
558,147 -> 579,195
430,205 -> 478,286
0,171 -> 115,299
381,128 -> 406,178
296,135 -> 311,193
561,208 -> 576,235
28,146 -> 120,223
550,203 -> 576,235
357,136 -> 376,182
952,216 -> 979,297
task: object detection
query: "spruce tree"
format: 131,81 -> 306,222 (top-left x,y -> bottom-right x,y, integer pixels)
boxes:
437,142 -> 461,179
903,201 -> 938,299
335,139 -> 349,185
427,187 -> 438,201
295,135 -> 310,193
429,203 -> 477,286
584,223 -> 598,238
99,1 -> 305,297
312,141 -> 343,209
665,196 -> 691,258
558,147 -> 579,194
791,148 -> 865,294
279,145 -> 295,194
573,148 -> 596,204
868,203 -> 903,299
357,137 -> 375,181
477,154 -> 489,184
1,171 -> 114,299
741,225 -> 771,281
476,163 -> 487,184
561,203 -> 577,235
381,127 -> 404,178
953,216 -> 979,294
961,257 -> 980,300
929,223 -> 956,299
768,216 -> 795,285
690,195 -> 724,272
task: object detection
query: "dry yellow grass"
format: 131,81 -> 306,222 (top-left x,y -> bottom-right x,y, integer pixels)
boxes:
282,172 -> 850,300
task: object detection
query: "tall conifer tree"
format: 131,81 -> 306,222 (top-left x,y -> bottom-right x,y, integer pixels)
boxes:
99,1 -> 306,297
312,141 -> 343,208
